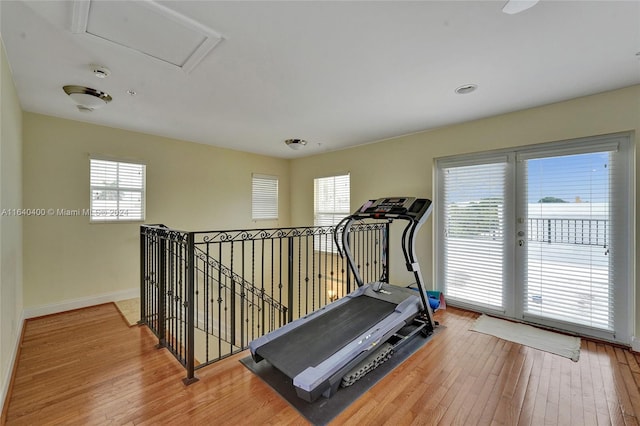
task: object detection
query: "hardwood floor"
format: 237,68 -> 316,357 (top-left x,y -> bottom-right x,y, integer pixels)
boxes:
3,303 -> 640,425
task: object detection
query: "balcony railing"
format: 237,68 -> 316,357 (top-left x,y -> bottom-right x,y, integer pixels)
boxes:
528,218 -> 608,247
140,221 -> 389,383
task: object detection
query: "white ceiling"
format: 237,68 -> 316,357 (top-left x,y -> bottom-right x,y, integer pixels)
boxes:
1,1 -> 639,159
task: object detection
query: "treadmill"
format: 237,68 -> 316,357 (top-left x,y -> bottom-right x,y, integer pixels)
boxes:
249,197 -> 437,402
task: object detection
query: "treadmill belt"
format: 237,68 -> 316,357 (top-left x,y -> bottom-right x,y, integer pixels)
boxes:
256,295 -> 396,378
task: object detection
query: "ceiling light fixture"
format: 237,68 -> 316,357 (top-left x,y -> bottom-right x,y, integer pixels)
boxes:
90,64 -> 111,78
502,0 -> 539,15
285,139 -> 308,150
455,84 -> 478,95
63,85 -> 112,110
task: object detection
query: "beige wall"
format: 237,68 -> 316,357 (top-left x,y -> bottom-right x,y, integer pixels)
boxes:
290,85 -> 639,339
22,113 -> 290,310
13,79 -> 640,346
0,37 -> 23,414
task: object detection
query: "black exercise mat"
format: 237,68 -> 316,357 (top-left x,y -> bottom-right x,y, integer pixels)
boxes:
240,326 -> 442,425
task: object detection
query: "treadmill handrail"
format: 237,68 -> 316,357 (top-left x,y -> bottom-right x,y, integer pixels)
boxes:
333,215 -> 351,259
341,217 -> 364,288
338,213 -> 421,288
335,199 -> 434,325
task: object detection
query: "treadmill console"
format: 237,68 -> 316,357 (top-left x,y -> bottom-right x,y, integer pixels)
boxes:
356,197 -> 432,221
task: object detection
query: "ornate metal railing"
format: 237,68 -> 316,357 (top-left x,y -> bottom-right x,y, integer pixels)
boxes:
140,221 -> 390,383
528,218 -> 608,247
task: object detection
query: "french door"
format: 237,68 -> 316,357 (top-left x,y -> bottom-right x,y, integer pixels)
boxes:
435,134 -> 632,343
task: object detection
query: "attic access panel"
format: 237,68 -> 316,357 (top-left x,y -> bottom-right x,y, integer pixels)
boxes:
71,0 -> 223,73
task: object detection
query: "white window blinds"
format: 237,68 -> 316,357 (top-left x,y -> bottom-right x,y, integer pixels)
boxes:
520,147 -> 617,331
436,133 -> 631,342
252,174 -> 279,220
314,174 -> 350,252
438,158 -> 507,310
90,158 -> 145,222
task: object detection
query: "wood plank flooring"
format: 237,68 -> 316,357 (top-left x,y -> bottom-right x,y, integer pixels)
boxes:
3,303 -> 640,425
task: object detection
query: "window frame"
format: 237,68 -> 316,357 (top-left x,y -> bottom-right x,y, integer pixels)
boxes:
251,173 -> 279,221
434,154 -> 511,313
313,173 -> 351,253
434,133 -> 633,344
89,157 -> 146,223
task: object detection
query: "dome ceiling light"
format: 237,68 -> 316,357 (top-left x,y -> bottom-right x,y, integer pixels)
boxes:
502,0 -> 539,14
455,84 -> 478,95
285,139 -> 308,150
90,64 -> 111,78
63,85 -> 112,111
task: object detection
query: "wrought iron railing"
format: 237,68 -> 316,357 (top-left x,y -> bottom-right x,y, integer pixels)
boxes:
140,221 -> 390,383
528,218 -> 608,247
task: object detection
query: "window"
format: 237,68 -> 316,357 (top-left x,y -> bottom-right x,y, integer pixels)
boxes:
437,157 -> 508,311
252,174 -> 278,220
435,134 -> 632,343
90,158 -> 146,222
519,147 -> 621,332
314,173 -> 350,251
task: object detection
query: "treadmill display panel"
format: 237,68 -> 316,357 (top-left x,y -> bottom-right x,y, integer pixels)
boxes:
356,197 -> 431,220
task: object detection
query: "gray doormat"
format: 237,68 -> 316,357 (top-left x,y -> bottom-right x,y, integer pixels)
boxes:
240,327 -> 442,425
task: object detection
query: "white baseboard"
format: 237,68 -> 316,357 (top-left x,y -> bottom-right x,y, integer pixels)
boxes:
631,336 -> 640,353
1,311 -> 25,419
24,288 -> 139,319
